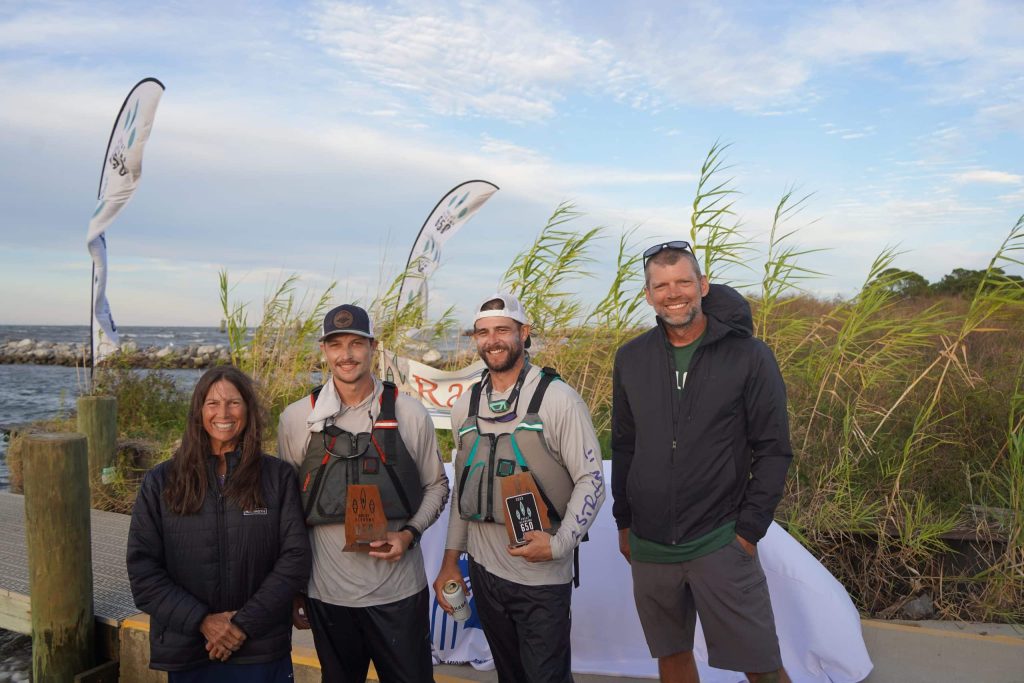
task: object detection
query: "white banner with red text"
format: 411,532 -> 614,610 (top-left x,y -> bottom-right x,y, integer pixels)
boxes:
380,349 -> 485,430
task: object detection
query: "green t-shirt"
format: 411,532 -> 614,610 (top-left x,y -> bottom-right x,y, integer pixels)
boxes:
630,521 -> 736,563
670,331 -> 705,391
629,329 -> 723,564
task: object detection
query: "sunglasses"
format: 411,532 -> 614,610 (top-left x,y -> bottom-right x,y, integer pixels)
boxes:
642,240 -> 692,265
322,423 -> 372,459
478,364 -> 527,423
486,388 -> 521,421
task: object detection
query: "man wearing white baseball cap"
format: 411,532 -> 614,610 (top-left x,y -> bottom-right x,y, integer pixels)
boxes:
433,293 -> 605,683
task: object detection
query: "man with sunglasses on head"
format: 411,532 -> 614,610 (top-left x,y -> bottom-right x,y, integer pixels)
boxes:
432,293 -> 605,683
612,243 -> 793,683
278,304 -> 449,683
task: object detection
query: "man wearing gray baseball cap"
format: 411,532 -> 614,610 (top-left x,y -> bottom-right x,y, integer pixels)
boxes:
278,303 -> 450,682
433,293 -> 605,683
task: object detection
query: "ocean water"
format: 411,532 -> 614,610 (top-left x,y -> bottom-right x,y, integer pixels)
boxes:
0,323 -> 469,489
0,324 -> 230,349
0,325 -> 215,489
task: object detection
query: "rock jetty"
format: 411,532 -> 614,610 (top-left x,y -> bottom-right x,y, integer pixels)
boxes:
0,338 -> 231,369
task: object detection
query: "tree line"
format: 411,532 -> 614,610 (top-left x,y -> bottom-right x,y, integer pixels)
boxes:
872,266 -> 1024,298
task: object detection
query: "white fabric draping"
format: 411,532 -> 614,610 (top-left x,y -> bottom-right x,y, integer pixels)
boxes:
421,462 -> 873,682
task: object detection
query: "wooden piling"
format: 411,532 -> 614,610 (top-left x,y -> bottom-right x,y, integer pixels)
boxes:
23,433 -> 95,682
77,395 -> 117,495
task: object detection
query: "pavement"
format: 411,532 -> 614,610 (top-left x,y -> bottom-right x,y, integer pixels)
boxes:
292,626 -> 650,681
294,618 -> 1024,682
860,619 -> 1024,683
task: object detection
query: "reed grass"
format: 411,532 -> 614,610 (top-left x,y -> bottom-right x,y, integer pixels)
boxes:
688,140 -> 751,281
494,150 -> 1024,622
501,202 -> 601,335
370,261 -> 458,361
218,269 -> 336,428
55,143 -> 1022,622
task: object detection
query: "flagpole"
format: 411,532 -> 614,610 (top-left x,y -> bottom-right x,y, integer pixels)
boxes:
89,261 -> 95,387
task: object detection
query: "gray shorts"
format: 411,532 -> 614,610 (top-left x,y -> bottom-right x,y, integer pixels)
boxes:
631,538 -> 782,673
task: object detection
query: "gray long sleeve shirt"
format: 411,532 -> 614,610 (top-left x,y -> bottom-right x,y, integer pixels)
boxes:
278,377 -> 449,607
446,365 -> 605,586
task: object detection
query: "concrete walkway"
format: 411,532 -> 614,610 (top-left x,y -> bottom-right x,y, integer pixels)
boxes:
294,620 -> 1024,682
860,619 -> 1024,683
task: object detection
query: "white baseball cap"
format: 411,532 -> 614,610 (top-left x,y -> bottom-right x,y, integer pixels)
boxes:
474,293 -> 529,325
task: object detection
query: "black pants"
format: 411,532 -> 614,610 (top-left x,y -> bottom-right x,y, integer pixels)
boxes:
306,590 -> 435,683
469,558 -> 574,683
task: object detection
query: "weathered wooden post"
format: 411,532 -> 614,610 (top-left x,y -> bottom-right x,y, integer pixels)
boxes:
23,433 -> 95,682
77,395 -> 117,498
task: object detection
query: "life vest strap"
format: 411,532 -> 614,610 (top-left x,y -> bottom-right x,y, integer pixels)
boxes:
468,380 -> 483,418
467,366 -> 560,418
525,367 -> 560,415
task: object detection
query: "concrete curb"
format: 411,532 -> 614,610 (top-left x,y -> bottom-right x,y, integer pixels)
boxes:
860,618 -> 1024,683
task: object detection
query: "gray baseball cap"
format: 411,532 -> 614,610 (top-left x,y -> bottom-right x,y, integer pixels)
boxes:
318,304 -> 374,341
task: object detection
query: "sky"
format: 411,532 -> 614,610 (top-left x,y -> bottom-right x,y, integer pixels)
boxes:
1,0 -> 1022,328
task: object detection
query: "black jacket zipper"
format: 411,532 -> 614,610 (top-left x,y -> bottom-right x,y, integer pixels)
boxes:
213,455 -> 231,613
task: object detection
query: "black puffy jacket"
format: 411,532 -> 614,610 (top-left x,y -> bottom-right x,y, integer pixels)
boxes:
126,452 -> 311,671
611,283 -> 792,546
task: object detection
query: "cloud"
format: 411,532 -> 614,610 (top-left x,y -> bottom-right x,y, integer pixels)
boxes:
997,187 -> 1024,204
0,2 -> 295,68
0,65 -> 697,311
7,0 -> 1023,127
1,0 -> 1022,323
788,1 -> 1004,63
297,0 -> 1024,133
306,0 -> 605,122
975,99 -> 1024,134
955,170 -> 1024,185
788,1 -> 1024,128
821,122 -> 877,140
302,1 -> 821,119
630,1 -> 1019,118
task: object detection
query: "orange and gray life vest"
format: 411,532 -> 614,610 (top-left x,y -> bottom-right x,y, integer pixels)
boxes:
299,381 -> 423,526
453,367 -> 574,529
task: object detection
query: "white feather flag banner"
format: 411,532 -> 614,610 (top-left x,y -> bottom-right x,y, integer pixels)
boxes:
398,180 -> 499,309
87,77 -> 165,365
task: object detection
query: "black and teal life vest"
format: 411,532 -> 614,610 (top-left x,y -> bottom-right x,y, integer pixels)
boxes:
299,381 -> 423,526
453,367 -> 574,530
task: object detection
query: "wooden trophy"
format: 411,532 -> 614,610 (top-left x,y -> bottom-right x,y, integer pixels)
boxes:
500,472 -> 552,547
343,484 -> 390,552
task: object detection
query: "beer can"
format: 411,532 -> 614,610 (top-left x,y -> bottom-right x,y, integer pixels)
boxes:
442,580 -> 471,622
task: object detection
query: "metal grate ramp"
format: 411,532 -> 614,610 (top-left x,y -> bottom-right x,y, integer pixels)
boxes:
0,491 -> 140,626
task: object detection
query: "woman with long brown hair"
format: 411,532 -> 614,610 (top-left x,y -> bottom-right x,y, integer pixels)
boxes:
127,365 -> 311,682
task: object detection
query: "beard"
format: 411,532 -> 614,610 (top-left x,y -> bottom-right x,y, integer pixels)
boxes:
479,339 -> 524,373
660,303 -> 699,329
